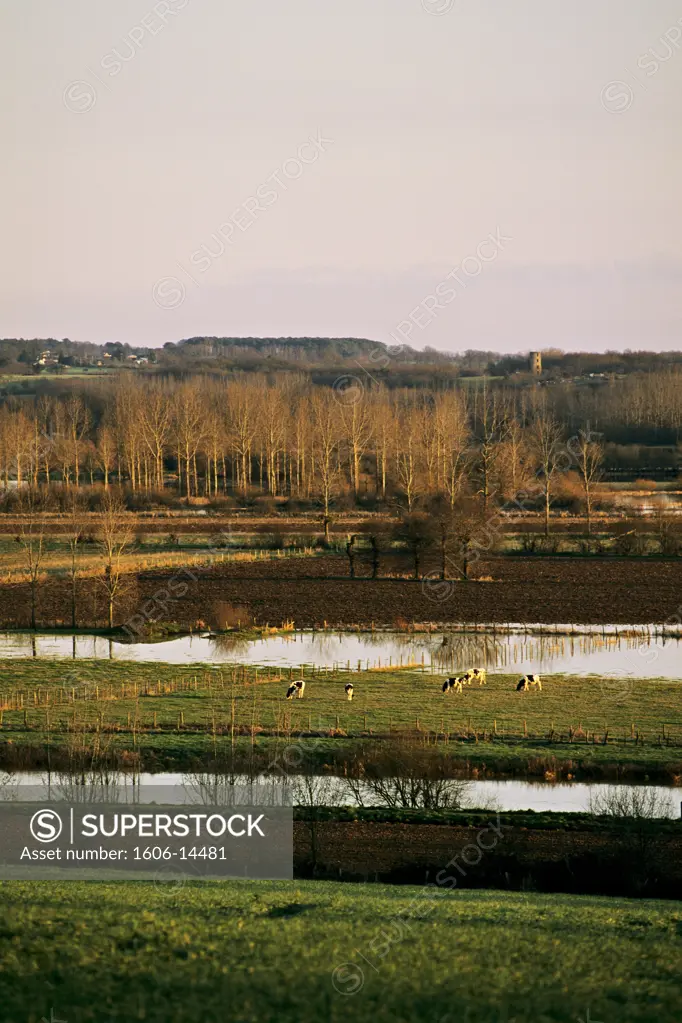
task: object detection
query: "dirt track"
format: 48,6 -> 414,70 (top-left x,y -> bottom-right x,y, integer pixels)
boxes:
0,554 -> 681,628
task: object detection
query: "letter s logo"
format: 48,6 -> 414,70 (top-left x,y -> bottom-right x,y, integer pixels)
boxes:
30,809 -> 63,843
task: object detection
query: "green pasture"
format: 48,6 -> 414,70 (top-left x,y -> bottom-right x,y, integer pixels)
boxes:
1,880 -> 680,1022
1,659 -> 680,748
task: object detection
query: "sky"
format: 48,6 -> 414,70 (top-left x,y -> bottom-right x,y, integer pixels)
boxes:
1,0 -> 681,352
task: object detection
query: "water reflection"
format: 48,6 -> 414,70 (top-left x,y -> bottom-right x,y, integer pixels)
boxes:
0,626 -> 680,678
3,770 -> 679,817
1,770 -> 291,807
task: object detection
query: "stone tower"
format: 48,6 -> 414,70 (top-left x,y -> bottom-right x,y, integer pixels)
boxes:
529,351 -> 542,376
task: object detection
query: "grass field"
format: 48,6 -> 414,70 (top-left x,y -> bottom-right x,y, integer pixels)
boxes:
1,880 -> 680,1022
1,659 -> 682,779
1,659 -> 680,747
0,533 -> 318,585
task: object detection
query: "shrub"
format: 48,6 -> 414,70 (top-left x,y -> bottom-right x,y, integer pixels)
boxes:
83,486 -> 111,512
123,487 -> 181,512
290,533 -> 316,549
253,495 -> 278,515
355,492 -> 384,512
656,515 -> 682,556
284,497 -> 314,514
553,471 -> 584,508
536,535 -> 561,554
265,528 -> 286,550
206,495 -> 236,513
612,527 -> 647,556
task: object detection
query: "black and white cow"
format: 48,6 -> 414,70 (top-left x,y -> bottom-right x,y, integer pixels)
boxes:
286,679 -> 306,699
516,674 -> 542,692
345,682 -> 354,701
465,668 -> 487,686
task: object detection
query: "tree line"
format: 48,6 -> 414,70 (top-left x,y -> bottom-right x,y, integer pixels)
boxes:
0,375 -> 611,532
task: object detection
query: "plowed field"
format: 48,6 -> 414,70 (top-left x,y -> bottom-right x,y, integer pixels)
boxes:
0,554 -> 680,628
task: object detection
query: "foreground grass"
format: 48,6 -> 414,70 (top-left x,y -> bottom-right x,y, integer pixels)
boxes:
0,881 -> 679,1023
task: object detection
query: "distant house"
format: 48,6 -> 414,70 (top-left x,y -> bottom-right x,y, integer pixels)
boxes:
36,350 -> 59,366
33,350 -> 60,369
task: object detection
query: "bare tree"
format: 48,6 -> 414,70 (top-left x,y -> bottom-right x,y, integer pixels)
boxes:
530,411 -> 564,536
96,423 -> 116,490
472,381 -> 509,511
589,786 -> 673,819
346,741 -> 472,810
64,395 -> 92,487
653,501 -> 682,556
588,784 -> 673,881
258,385 -> 288,495
96,492 -> 134,629
394,398 -> 424,511
310,390 -> 341,542
437,391 -> 470,507
113,379 -> 144,491
66,491 -> 87,629
340,390 -> 373,496
15,488 -> 50,629
140,382 -> 173,490
393,512 -> 435,579
573,427 -> 604,534
292,763 -> 345,874
429,496 -> 486,581
173,384 -> 205,498
373,389 -> 393,500
227,378 -> 258,495
496,417 -> 533,502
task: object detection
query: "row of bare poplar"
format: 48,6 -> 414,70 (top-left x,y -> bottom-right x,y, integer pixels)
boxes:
0,375 -> 605,525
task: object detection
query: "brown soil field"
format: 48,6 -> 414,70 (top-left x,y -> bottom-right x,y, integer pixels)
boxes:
0,554 -> 680,628
293,820 -> 682,896
0,511 -> 646,536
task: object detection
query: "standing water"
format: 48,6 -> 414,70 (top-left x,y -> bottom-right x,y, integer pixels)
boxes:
0,627 -> 680,678
2,771 -> 679,818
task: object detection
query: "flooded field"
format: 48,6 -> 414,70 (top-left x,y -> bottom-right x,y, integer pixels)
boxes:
4,771 -> 679,817
1,626 -> 681,679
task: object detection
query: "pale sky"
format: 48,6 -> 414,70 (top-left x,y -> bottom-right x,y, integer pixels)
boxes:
1,0 -> 681,351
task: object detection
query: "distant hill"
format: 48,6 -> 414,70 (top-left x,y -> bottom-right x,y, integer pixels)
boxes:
4,336 -> 682,386
170,336 -> 424,363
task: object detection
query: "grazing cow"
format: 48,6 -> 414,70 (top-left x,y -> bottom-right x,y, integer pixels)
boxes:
467,668 -> 487,686
286,680 -> 306,700
516,674 -> 542,692
345,682 -> 354,702
442,677 -> 463,694
286,683 -> 297,700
